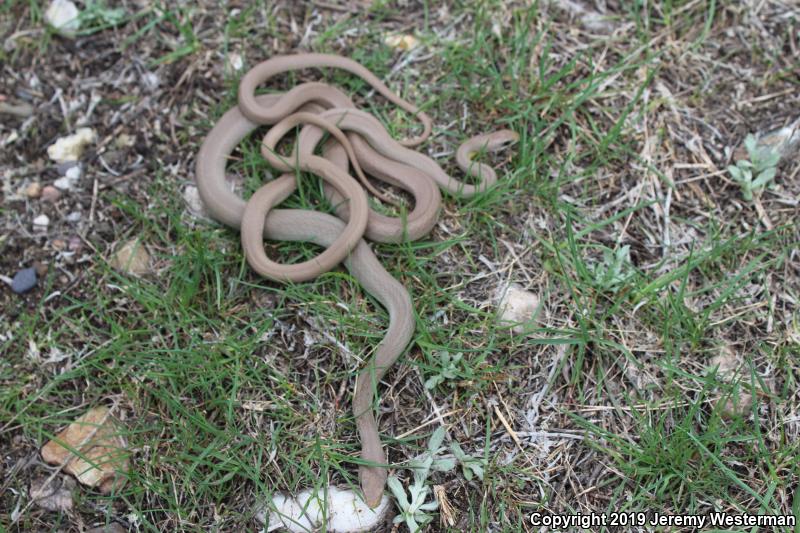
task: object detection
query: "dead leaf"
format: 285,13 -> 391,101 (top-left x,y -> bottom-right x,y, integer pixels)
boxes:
29,475 -> 75,512
718,391 -> 753,418
384,34 -> 419,51
707,346 -> 740,381
41,407 -> 130,494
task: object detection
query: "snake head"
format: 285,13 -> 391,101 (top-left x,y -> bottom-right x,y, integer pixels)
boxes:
486,129 -> 520,151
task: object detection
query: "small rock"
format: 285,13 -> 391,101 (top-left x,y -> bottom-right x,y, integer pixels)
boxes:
34,262 -> 48,277
45,0 -> 80,38
10,267 -> 37,294
26,182 -> 42,198
68,235 -> 83,252
183,184 -> 212,220
53,174 -> 78,191
33,214 -> 50,229
41,185 -> 62,202
41,406 -> 129,494
224,52 -> 244,76
497,283 -> 541,334
53,238 -> 67,251
141,72 -> 160,91
109,239 -> 150,275
384,33 -> 420,51
47,127 -> 96,163
65,211 -> 82,223
29,476 -> 75,512
66,164 -> 81,180
56,160 -> 80,176
257,487 -> 390,533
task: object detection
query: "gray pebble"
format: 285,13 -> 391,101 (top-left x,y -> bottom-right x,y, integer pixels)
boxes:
11,267 -> 37,294
55,161 -> 80,176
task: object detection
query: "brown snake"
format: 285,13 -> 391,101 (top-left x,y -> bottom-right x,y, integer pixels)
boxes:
194,53 -> 517,507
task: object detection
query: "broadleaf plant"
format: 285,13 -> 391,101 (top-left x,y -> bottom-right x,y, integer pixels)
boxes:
727,133 -> 781,201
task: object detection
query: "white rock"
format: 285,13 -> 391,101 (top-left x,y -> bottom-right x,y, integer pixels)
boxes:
497,283 -> 541,333
257,487 -> 390,533
224,52 -> 244,76
66,164 -> 82,180
327,487 -> 390,532
259,493 -> 317,532
65,211 -> 82,223
182,185 -> 212,221
47,128 -> 96,163
45,0 -> 80,38
53,174 -> 78,191
33,214 -> 50,228
141,72 -> 160,91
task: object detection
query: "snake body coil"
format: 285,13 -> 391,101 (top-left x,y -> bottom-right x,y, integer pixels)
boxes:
195,54 -> 516,507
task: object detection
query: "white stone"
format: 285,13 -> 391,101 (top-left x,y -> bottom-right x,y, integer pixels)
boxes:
47,128 -> 96,163
182,185 -> 212,221
33,214 -> 50,228
327,487 -> 390,532
65,211 -> 82,223
259,493 -> 316,532
497,283 -> 541,333
53,174 -> 79,191
224,52 -> 244,76
142,72 -> 160,91
45,0 -> 80,38
66,165 -> 81,180
257,487 -> 390,533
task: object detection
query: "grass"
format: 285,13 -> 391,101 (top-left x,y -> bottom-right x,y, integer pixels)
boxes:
1,0 -> 799,531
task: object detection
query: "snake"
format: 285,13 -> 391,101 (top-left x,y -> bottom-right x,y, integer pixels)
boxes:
194,53 -> 517,508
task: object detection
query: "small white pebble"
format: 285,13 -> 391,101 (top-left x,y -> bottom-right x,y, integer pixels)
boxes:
65,165 -> 81,180
225,52 -> 244,75
65,211 -> 81,223
182,185 -> 212,221
53,175 -> 78,191
142,72 -> 160,91
33,214 -> 50,228
45,0 -> 80,38
47,128 -> 95,163
497,283 -> 541,334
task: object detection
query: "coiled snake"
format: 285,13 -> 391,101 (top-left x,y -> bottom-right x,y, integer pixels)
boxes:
195,53 -> 517,507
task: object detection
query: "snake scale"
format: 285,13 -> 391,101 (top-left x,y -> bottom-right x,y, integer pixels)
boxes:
195,53 -> 517,508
